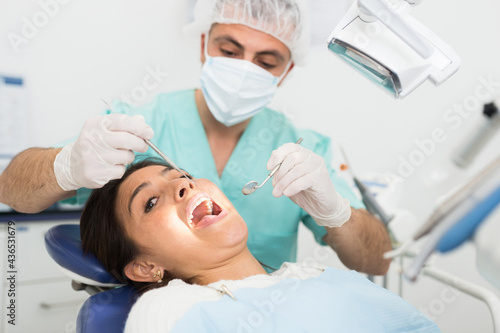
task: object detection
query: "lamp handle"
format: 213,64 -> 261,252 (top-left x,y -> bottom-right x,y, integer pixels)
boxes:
358,0 -> 434,58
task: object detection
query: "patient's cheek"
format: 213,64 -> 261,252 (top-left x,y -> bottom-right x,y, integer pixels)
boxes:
197,179 -> 214,188
197,179 -> 221,197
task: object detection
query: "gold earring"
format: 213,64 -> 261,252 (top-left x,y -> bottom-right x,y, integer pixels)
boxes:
152,270 -> 163,283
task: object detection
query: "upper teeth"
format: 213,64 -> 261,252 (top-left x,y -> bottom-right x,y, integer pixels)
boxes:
190,197 -> 213,223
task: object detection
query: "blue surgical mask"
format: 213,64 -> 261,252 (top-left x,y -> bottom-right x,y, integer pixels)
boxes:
200,44 -> 291,127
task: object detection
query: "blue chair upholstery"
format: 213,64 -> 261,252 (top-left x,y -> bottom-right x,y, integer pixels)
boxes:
45,224 -> 121,285
77,285 -> 137,333
44,224 -> 137,333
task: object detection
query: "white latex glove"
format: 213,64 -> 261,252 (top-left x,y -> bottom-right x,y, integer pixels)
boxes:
54,114 -> 154,191
267,143 -> 352,228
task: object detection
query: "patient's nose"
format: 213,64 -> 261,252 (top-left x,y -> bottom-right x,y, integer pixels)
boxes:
174,178 -> 195,202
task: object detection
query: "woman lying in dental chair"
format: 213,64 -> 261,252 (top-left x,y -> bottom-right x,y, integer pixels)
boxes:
80,159 -> 440,333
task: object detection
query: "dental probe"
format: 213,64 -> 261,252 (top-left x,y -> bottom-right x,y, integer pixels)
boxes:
100,99 -> 195,185
142,140 -> 196,185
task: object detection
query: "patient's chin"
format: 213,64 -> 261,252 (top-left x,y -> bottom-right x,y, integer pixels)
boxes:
203,213 -> 247,248
221,216 -> 248,246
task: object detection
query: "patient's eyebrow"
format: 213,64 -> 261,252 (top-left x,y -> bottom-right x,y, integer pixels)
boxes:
161,167 -> 171,176
128,181 -> 151,214
128,167 -> 172,214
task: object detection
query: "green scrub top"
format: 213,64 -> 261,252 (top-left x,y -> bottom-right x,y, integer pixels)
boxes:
65,89 -> 364,270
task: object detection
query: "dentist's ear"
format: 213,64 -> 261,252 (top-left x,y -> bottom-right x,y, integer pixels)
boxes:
277,62 -> 294,87
200,33 -> 207,64
124,261 -> 163,282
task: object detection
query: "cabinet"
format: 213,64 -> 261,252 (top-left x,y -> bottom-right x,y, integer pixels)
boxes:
0,218 -> 89,333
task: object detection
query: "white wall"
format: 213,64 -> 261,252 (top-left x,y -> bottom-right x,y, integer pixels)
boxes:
1,0 -> 500,332
1,0 -> 201,147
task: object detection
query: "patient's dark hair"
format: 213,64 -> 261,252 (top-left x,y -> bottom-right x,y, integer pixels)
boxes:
80,158 -> 185,294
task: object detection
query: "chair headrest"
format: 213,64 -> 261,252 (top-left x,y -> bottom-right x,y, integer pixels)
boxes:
44,224 -> 121,285
77,285 -> 137,333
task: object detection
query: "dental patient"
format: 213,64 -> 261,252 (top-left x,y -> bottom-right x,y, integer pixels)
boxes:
80,159 -> 440,333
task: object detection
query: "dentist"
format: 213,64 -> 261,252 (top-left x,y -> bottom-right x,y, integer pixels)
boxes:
0,0 -> 391,274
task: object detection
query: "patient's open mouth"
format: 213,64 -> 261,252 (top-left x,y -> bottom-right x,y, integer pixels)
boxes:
187,193 -> 225,229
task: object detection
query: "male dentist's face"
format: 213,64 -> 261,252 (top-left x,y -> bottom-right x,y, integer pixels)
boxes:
201,23 -> 294,80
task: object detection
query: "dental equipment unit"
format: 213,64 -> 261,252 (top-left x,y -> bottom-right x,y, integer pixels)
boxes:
101,99 -> 195,185
453,102 -> 500,168
385,100 -> 500,275
242,138 -> 303,195
327,0 -> 460,98
386,156 -> 500,281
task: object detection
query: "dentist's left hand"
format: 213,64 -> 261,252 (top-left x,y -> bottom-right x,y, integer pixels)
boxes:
267,143 -> 351,228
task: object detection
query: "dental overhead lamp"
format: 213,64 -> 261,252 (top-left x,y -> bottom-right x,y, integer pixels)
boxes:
327,0 -> 461,99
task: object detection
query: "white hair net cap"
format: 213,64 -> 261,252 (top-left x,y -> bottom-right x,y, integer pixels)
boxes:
185,0 -> 310,66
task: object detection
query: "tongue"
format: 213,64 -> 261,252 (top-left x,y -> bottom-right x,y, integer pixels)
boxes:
192,201 -> 211,225
197,215 -> 218,228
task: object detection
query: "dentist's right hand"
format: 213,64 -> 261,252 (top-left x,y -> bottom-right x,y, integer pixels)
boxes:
53,114 -> 154,191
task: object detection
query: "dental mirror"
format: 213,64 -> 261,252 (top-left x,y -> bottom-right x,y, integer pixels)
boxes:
242,138 -> 303,196
242,181 -> 261,195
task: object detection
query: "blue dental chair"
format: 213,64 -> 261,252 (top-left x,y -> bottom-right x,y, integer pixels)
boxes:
44,224 -> 137,333
44,184 -> 500,333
